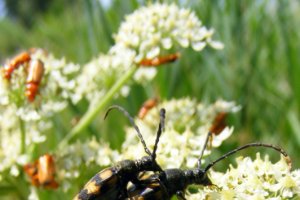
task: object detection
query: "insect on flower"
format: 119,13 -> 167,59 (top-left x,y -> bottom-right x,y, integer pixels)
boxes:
74,105 -> 166,200
139,53 -> 180,67
127,132 -> 291,200
25,59 -> 45,102
2,52 -> 31,80
209,112 -> 227,135
23,154 -> 59,189
207,112 -> 228,149
138,98 -> 159,119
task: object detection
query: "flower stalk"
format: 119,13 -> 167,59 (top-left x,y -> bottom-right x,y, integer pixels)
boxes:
19,117 -> 26,154
59,65 -> 137,149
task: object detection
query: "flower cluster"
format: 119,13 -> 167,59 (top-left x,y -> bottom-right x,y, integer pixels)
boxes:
0,49 -> 80,174
74,49 -> 135,104
122,98 -> 240,169
55,138 -> 120,191
190,153 -> 300,199
0,49 -> 80,120
114,3 -> 223,61
52,98 -> 239,193
75,3 -> 223,104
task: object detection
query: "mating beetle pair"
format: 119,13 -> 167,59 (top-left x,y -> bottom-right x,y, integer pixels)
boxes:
74,106 -> 290,200
74,106 -> 165,200
2,51 -> 45,102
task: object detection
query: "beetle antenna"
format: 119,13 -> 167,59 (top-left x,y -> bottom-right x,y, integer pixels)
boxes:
151,108 -> 166,161
198,112 -> 228,169
105,105 -> 152,156
197,131 -> 212,169
204,143 -> 291,173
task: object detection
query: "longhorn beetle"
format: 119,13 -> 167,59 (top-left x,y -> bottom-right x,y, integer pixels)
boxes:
1,51 -> 45,102
74,105 -> 165,200
25,59 -> 45,102
138,97 -> 158,119
23,154 -> 59,189
2,52 -> 31,80
127,131 -> 291,200
139,53 -> 180,67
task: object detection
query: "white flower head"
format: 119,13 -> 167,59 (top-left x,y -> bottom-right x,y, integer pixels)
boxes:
114,3 -> 223,61
0,49 -> 80,120
122,98 -> 239,169
55,138 -> 120,192
0,50 -> 80,174
191,153 -> 300,199
74,48 -> 135,103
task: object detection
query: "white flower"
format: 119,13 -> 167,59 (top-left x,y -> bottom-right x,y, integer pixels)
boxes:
114,3 -> 223,60
0,105 -> 49,173
192,153 -> 300,199
74,49 -> 135,103
28,187 -> 39,200
56,138 -> 120,192
75,3 -> 224,101
0,49 -> 81,120
0,50 -> 80,175
122,98 -> 239,169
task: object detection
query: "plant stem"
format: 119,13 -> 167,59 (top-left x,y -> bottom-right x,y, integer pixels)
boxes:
59,66 -> 137,149
6,176 -> 28,199
19,118 -> 26,154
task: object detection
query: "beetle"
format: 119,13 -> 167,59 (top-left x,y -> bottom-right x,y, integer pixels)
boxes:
126,131 -> 291,200
74,105 -> 166,200
23,154 -> 59,189
139,53 -> 180,67
138,98 -> 159,119
25,59 -> 45,102
206,112 -> 228,149
1,51 -> 45,102
209,112 -> 227,136
2,52 -> 31,80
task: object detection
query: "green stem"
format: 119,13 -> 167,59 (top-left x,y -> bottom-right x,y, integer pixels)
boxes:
59,66 -> 137,149
5,176 -> 28,199
19,118 -> 26,154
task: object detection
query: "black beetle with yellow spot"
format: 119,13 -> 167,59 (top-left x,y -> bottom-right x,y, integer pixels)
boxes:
126,131 -> 291,200
74,105 -> 165,200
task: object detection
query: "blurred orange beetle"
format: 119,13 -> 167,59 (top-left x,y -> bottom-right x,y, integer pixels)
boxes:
138,98 -> 159,119
23,154 -> 59,189
2,52 -> 31,80
1,51 -> 45,102
208,112 -> 228,148
209,112 -> 227,135
25,59 -> 45,102
139,53 -> 180,67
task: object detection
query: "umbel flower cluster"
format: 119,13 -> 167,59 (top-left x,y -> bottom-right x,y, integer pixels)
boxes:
191,154 -> 300,200
74,3 -> 223,104
0,3 -> 219,176
0,49 -> 80,174
0,2 -> 299,200
122,98 -> 240,169
55,98 -> 238,191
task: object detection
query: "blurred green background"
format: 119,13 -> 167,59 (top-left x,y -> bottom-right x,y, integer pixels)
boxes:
1,0 -> 299,171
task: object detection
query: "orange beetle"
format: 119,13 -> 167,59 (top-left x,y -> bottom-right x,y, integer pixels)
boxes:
138,98 -> 159,119
2,52 -> 31,80
139,53 -> 180,67
25,59 -> 45,102
208,112 -> 228,148
23,154 -> 59,189
209,112 -> 227,135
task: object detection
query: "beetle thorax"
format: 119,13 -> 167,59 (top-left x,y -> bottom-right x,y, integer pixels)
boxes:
134,156 -> 158,171
190,168 -> 212,186
117,159 -> 139,176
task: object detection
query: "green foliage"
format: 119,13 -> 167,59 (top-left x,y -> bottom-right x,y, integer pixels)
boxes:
0,0 -> 299,198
